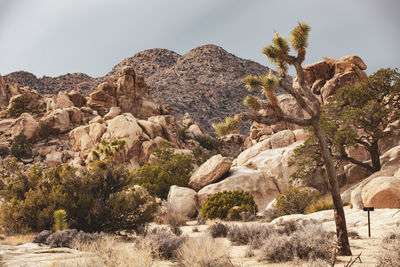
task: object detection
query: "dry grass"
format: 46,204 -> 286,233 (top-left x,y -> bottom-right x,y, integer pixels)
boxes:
155,202 -> 188,227
259,222 -> 333,263
377,230 -> 400,266
176,234 -> 236,267
227,223 -> 275,249
0,233 -> 35,246
49,235 -> 155,267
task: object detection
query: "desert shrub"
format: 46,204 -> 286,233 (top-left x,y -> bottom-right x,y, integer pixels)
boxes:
227,223 -> 275,249
155,202 -> 187,227
38,123 -> 56,142
67,235 -> 155,267
145,226 -> 186,259
0,145 -> 9,158
377,231 -> 400,266
53,209 -> 68,231
10,133 -> 32,160
176,234 -> 236,267
276,219 -> 300,236
274,186 -> 317,216
200,190 -> 257,220
133,144 -> 193,199
193,147 -> 219,165
208,222 -> 228,238
0,140 -> 157,233
305,197 -> 334,214
7,96 -> 38,118
259,222 -> 332,263
348,230 -> 361,239
194,135 -> 221,151
227,204 -> 257,221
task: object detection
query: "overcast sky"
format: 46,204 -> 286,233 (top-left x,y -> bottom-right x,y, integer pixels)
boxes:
0,0 -> 399,78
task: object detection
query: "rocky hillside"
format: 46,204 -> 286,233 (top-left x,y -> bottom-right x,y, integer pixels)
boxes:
4,45 -> 284,134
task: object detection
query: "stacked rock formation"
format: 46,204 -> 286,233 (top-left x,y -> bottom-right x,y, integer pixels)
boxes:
301,55 -> 367,103
87,66 -> 162,118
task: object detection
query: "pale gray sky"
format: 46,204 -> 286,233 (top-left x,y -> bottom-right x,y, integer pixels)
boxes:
0,0 -> 399,77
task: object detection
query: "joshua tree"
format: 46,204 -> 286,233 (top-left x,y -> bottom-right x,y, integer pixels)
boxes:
214,23 -> 352,255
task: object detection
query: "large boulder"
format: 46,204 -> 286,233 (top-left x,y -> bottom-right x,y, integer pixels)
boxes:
87,82 -> 117,116
137,119 -> 163,139
69,125 -> 93,158
236,138 -> 271,166
46,91 -> 74,111
10,113 -> 39,141
344,164 -> 371,184
68,90 -> 87,108
362,176 -> 400,208
101,113 -> 145,164
268,129 -> 296,149
45,151 -> 63,167
197,166 -> 280,210
167,186 -> 198,218
188,154 -> 232,191
40,108 -> 71,133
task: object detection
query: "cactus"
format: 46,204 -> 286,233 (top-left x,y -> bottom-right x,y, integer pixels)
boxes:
53,209 -> 68,231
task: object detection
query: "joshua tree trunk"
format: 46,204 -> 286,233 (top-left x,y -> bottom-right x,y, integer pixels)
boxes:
221,22 -> 353,256
313,121 -> 352,256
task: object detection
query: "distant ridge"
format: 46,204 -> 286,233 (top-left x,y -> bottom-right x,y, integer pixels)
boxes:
4,44 -> 286,133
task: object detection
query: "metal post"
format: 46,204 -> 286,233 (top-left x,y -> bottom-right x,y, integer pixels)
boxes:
367,210 -> 371,237
363,207 -> 374,237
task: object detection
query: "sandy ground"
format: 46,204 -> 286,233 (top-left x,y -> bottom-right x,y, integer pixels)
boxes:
1,207 -> 399,266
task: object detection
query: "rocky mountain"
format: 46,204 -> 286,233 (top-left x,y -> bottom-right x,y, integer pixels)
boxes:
4,45 -> 283,134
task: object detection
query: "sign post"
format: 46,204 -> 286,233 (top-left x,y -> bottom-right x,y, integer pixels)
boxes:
363,207 -> 374,237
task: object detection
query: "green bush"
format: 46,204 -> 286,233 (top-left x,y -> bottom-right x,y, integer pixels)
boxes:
133,144 -> 193,199
0,140 -> 157,234
273,186 -> 317,216
200,190 -> 257,220
0,145 -> 9,158
38,123 -> 55,142
10,133 -> 32,160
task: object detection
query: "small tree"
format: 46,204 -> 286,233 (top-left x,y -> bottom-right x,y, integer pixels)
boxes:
11,133 -> 32,160
214,23 -> 352,255
323,68 -> 400,172
132,143 -> 193,199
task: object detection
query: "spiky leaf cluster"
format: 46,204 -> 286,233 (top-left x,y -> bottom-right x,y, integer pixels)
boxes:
261,73 -> 279,92
289,22 -> 311,51
262,34 -> 291,75
90,139 -> 126,162
214,116 -> 239,136
243,75 -> 262,91
243,95 -> 261,111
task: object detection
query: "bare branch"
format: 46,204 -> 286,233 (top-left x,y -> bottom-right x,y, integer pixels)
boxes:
279,80 -> 315,117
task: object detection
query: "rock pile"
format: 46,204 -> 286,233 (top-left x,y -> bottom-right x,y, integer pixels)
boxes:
301,55 -> 367,103
0,70 -> 205,169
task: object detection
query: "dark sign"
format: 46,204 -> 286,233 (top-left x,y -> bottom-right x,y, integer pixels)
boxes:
363,207 -> 374,211
363,206 -> 374,237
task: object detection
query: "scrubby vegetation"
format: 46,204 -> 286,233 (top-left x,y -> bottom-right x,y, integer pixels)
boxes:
133,143 -> 193,199
273,186 -> 317,216
10,133 -> 32,160
259,222 -> 333,263
227,223 -> 275,249
176,234 -> 236,267
208,222 -> 228,238
200,190 -> 257,220
377,230 -> 400,266
0,140 -> 157,233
